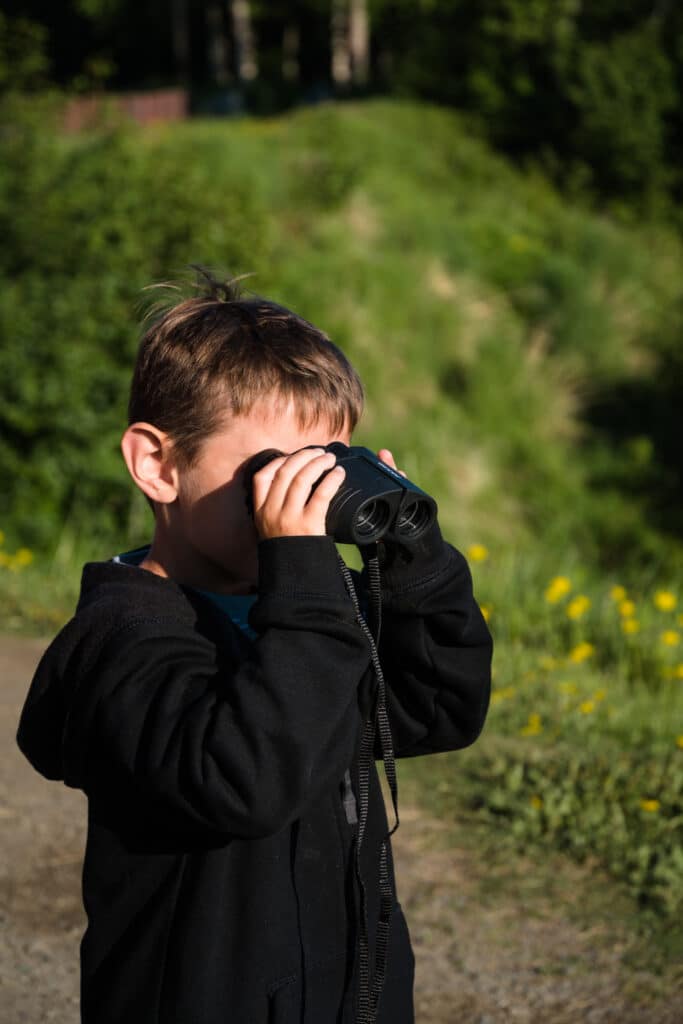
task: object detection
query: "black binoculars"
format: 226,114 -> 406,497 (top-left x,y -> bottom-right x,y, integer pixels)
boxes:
243,442 -> 437,546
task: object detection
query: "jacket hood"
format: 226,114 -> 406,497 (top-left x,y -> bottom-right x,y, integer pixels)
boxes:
15,555 -> 201,784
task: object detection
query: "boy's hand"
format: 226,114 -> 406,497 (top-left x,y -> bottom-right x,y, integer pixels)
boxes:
377,449 -> 407,478
252,448 -> 346,540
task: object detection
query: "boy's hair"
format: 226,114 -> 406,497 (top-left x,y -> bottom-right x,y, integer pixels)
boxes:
128,267 -> 364,515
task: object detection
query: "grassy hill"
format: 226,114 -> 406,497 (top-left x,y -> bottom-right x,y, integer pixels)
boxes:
1,97 -> 682,923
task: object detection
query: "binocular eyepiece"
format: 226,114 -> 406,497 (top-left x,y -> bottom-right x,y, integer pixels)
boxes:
243,442 -> 437,546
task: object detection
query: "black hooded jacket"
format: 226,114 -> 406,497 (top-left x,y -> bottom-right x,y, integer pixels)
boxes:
16,524 -> 492,1023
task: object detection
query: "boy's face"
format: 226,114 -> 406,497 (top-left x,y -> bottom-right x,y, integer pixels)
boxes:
141,398 -> 351,594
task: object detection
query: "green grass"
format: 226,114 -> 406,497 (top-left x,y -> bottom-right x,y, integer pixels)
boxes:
395,545 -> 683,919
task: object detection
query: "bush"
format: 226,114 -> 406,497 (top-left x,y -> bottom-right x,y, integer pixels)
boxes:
0,97 -> 270,552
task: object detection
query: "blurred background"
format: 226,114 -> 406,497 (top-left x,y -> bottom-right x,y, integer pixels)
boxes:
1,2 -> 682,1018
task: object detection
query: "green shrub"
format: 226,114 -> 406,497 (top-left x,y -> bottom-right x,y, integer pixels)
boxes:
0,99 -> 270,552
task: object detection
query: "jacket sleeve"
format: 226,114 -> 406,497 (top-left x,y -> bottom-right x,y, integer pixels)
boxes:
61,536 -> 372,840
357,522 -> 493,760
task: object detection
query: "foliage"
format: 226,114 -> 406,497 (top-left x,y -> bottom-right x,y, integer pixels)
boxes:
400,544 -> 683,918
7,2 -> 683,214
370,0 -> 683,217
0,12 -> 50,92
0,98 -> 270,552
1,98 -> 682,567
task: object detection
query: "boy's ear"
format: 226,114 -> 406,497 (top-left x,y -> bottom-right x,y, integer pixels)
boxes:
120,423 -> 179,506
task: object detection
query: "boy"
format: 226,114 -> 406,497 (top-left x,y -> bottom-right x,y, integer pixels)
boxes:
16,271 -> 493,1024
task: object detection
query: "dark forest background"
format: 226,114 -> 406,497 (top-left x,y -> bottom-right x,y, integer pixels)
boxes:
2,1 -> 683,221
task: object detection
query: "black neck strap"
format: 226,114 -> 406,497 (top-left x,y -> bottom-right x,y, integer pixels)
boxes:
338,551 -> 400,1024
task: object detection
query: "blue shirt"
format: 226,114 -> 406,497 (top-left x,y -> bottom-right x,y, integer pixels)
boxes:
112,545 -> 259,640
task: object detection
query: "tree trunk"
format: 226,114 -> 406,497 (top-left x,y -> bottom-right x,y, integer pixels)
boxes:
349,0 -> 369,85
282,23 -> 300,82
331,0 -> 351,86
170,0 -> 190,84
205,0 -> 230,85
231,0 -> 258,82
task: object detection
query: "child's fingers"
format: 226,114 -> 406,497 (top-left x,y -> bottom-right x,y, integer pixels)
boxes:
303,465 -> 346,525
255,447 -> 325,513
279,451 -> 337,517
377,448 -> 407,478
251,454 -> 288,510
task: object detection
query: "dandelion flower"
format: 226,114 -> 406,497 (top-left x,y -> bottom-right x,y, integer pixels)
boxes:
618,599 -> 636,618
467,544 -> 489,563
654,591 -> 677,611
579,700 -> 595,714
567,595 -> 591,620
622,618 -> 640,635
569,642 -> 595,663
480,603 -> 492,622
676,736 -> 683,750
491,686 -> 516,705
639,799 -> 660,813
610,585 -> 627,602
661,630 -> 680,647
13,548 -> 33,568
545,576 -> 571,603
520,712 -> 542,736
530,795 -> 543,810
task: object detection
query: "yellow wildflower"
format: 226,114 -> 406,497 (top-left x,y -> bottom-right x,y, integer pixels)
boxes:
508,233 -> 534,253
545,576 -> 571,603
480,603 -> 492,622
13,547 -> 34,568
579,700 -> 595,714
568,642 -> 595,663
618,599 -> 636,617
567,595 -> 591,620
530,795 -> 543,810
676,735 -> 683,750
520,712 -> 542,736
621,618 -> 640,635
639,799 -> 660,813
675,664 -> 683,680
661,630 -> 680,647
467,544 -> 489,563
491,686 -> 516,705
610,585 -> 627,602
654,591 -> 677,611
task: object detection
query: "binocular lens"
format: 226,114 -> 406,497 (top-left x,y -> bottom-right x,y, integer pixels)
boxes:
354,498 -> 392,542
394,499 -> 432,540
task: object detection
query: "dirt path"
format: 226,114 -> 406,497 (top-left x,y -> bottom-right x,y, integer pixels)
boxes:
2,634 -> 682,1022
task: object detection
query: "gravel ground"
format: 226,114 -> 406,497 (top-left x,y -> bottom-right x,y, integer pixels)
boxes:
2,634 -> 682,1023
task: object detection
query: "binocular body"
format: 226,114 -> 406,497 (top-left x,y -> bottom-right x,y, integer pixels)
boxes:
243,443 -> 437,546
